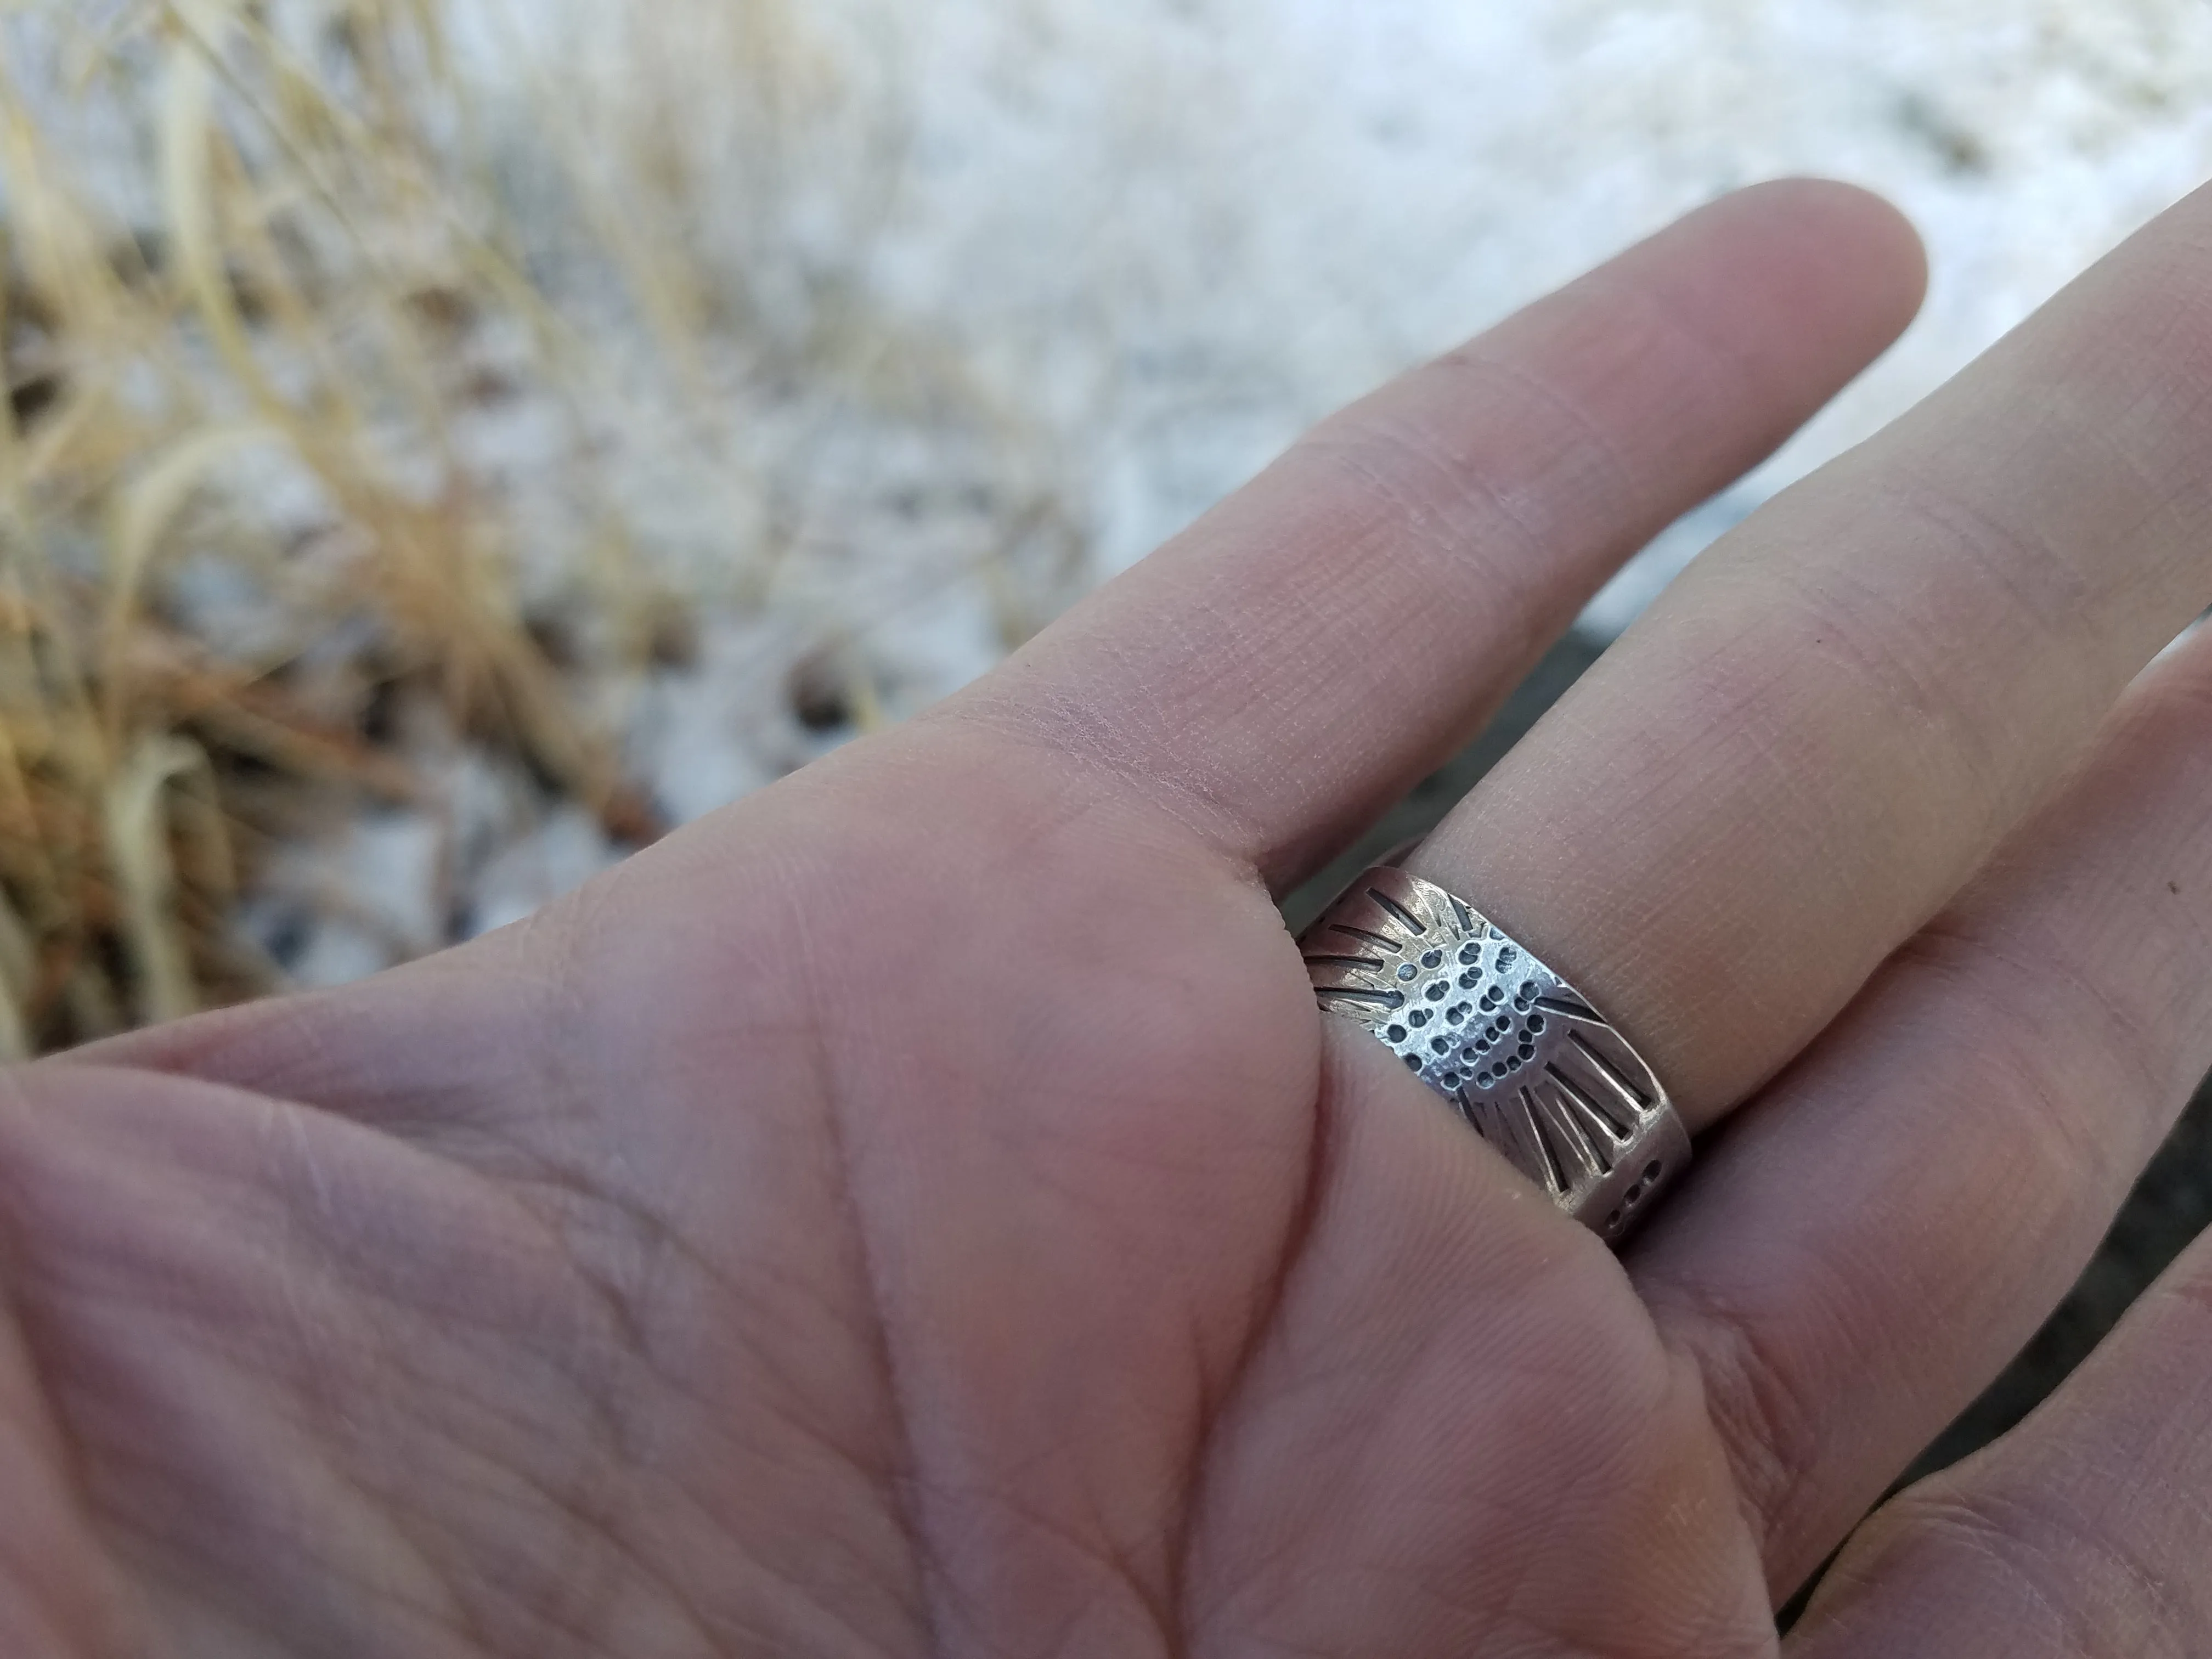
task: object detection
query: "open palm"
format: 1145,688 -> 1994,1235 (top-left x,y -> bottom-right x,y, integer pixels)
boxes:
9,180 -> 2212,1658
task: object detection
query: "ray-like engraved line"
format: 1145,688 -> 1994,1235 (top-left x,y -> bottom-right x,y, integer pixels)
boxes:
1317,988 -> 1406,1011
1480,1097 -> 1512,1152
1329,924 -> 1403,954
1302,953 -> 1388,973
1532,1082 -> 1606,1182
1449,897 -> 1476,935
1568,1031 -> 1654,1113
1520,1087 -> 1569,1194
1479,1095 -> 1541,1188
1534,994 -> 1600,1022
1539,1075 -> 1620,1172
1575,1109 -> 1617,1175
1544,1062 -> 1632,1141
1367,888 -> 1429,935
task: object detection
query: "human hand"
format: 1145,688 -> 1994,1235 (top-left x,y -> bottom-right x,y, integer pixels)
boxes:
11,177 -> 2212,1657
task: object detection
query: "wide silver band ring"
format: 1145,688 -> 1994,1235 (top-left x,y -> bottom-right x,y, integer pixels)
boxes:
1300,866 -> 1689,1245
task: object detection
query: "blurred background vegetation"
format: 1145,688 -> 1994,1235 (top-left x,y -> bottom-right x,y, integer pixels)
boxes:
0,0 -> 1097,1049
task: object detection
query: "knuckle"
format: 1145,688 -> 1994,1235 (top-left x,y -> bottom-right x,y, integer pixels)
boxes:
1750,518 -> 2028,838
1655,1274 -> 1830,1558
1867,459 -> 2092,641
1842,1478 -> 2193,1659
1289,408 -> 1552,614
1887,912 -> 2173,1194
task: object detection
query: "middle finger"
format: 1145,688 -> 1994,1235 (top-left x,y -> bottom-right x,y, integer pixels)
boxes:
1408,179 -> 2212,1127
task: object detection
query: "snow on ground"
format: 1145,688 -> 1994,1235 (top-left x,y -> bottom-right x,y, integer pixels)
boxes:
265,0 -> 2212,977
867,0 -> 2212,619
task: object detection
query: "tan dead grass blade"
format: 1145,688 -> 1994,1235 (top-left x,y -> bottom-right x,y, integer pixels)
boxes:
102,731 -> 206,1026
0,0 -> 1085,1051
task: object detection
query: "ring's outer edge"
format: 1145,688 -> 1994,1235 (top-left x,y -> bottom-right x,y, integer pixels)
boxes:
1299,865 -> 1688,1245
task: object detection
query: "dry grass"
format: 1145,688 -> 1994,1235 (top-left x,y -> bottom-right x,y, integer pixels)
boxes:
0,0 -> 1086,1052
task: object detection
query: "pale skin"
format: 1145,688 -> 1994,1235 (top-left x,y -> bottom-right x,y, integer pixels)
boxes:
10,177 -> 2212,1656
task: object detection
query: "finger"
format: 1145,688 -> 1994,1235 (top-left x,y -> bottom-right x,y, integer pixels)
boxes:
945,180 -> 1925,885
1784,1218 -> 2212,1657
1410,178 -> 2212,1124
1637,621 -> 2212,1598
0,1122 -> 138,1658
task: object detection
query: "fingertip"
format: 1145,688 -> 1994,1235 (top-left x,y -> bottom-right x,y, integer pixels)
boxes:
1597,178 -> 1927,427
1710,176 -> 1929,348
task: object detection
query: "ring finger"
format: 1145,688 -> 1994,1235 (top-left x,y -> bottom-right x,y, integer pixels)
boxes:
1406,177 -> 2212,1125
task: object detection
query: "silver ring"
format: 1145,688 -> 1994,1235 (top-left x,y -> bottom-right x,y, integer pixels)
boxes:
1300,865 -> 1689,1244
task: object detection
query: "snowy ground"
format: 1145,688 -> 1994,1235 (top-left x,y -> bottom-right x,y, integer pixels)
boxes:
250,0 -> 2212,981
865,0 -> 2212,621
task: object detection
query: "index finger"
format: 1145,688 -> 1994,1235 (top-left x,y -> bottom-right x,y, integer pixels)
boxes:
946,180 -> 1926,885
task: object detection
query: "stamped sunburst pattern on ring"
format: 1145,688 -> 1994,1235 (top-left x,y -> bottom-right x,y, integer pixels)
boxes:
1300,865 -> 1684,1240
